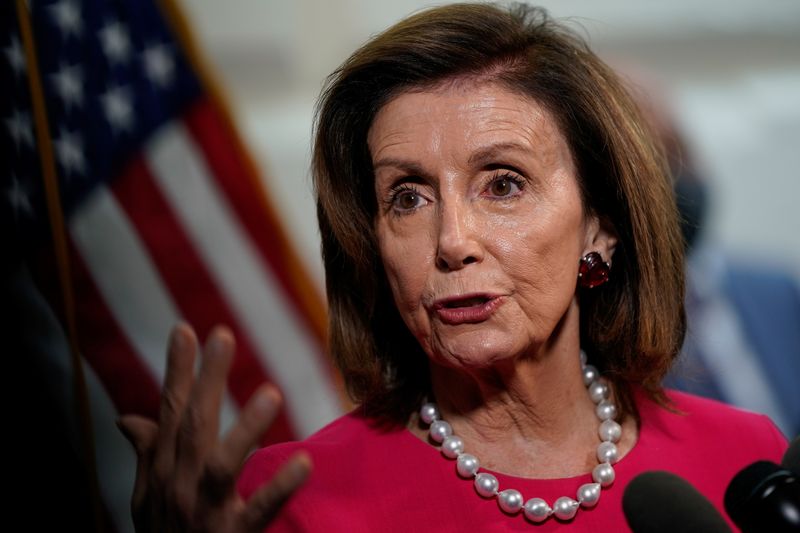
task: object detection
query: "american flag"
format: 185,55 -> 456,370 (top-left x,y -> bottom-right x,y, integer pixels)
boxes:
3,0 -> 342,529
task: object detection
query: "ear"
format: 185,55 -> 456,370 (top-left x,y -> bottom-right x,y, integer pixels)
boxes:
583,214 -> 619,264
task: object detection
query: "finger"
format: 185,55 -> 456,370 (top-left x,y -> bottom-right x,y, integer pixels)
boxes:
175,326 -> 235,475
221,385 -> 281,468
117,415 -> 158,511
154,323 -> 198,476
197,385 -> 282,502
238,452 -> 312,531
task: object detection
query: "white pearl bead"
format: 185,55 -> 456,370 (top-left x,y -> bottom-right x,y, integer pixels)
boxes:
420,364 -> 620,525
595,400 -> 617,421
552,496 -> 579,520
596,441 -> 618,463
498,489 -> 524,514
577,482 -> 601,508
592,462 -> 615,487
598,419 -> 622,442
582,364 -> 598,386
441,435 -> 464,459
523,498 -> 551,523
456,454 -> 480,478
474,473 -> 499,498
429,420 -> 452,443
588,381 -> 609,403
419,403 -> 439,424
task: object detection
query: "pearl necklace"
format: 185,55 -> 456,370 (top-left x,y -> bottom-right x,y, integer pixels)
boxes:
419,350 -> 621,523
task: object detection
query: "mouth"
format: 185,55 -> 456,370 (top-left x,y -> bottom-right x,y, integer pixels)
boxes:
431,293 -> 504,325
437,295 -> 492,309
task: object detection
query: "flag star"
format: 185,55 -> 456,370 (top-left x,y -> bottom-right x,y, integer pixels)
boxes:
5,110 -> 35,152
7,175 -> 34,218
50,63 -> 84,112
143,43 -> 175,88
98,21 -> 131,64
101,85 -> 135,133
48,0 -> 83,39
53,128 -> 86,177
4,35 -> 26,78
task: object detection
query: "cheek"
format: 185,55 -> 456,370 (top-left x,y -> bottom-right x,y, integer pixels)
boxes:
491,212 -> 583,311
377,225 -> 435,313
492,209 -> 581,269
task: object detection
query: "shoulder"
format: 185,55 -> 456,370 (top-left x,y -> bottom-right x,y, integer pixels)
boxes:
623,388 -> 788,526
724,261 -> 800,292
723,261 -> 800,318
666,388 -> 785,433
237,409 -> 406,500
639,388 -> 787,463
237,410 -> 430,531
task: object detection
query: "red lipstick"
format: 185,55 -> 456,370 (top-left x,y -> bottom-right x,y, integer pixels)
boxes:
431,293 -> 504,325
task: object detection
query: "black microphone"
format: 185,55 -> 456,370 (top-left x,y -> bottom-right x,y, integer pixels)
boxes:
724,460 -> 800,533
623,471 -> 732,532
783,436 -> 800,474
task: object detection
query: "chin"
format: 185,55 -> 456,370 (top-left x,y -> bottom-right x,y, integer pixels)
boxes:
429,329 -> 530,370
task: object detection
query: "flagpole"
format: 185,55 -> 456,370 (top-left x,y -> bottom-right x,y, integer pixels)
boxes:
15,1 -> 105,530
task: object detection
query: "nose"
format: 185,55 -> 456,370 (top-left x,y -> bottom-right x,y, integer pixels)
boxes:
435,200 -> 484,271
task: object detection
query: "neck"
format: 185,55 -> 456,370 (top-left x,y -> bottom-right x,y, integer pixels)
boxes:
430,344 -> 590,442
414,299 -> 631,478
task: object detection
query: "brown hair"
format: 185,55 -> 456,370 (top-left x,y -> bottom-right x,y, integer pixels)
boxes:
313,3 -> 685,423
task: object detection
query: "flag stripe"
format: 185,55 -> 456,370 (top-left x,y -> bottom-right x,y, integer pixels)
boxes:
145,120 -> 340,436
68,184 -> 239,429
111,153 -> 295,442
69,186 -> 182,377
183,103 -> 329,345
158,1 -> 328,344
69,248 -> 161,418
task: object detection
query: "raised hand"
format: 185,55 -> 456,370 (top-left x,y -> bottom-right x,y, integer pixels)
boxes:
117,323 -> 310,532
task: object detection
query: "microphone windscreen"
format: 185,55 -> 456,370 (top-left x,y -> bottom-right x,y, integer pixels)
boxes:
623,471 -> 732,533
724,460 -> 779,516
782,436 -> 800,473
724,459 -> 800,532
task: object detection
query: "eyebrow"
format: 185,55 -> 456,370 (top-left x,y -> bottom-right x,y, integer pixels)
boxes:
372,141 -> 532,175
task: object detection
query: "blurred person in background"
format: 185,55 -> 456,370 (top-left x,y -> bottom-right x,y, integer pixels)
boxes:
630,75 -> 800,437
657,106 -> 800,438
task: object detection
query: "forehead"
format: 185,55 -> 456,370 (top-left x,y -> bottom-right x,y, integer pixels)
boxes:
367,81 -> 570,167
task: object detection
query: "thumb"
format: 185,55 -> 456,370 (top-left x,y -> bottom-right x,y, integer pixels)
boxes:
118,415 -> 160,513
117,414 -> 158,456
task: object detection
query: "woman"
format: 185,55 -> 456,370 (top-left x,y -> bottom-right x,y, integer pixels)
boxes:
119,3 -> 788,531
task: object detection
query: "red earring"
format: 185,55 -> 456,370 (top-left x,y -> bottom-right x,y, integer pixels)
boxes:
578,252 -> 610,288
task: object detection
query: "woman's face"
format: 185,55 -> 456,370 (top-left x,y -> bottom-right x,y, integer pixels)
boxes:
370,81 -> 614,369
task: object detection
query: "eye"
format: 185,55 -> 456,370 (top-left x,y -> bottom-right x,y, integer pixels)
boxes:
486,173 -> 524,198
390,184 -> 428,213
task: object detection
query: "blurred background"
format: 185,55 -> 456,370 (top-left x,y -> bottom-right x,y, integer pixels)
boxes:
182,0 -> 800,286
6,2 -> 798,531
